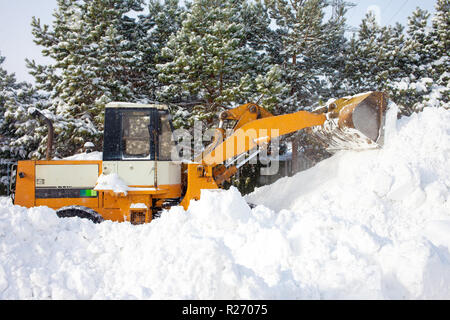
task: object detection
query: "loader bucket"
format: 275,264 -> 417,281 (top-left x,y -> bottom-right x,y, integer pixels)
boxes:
309,91 -> 387,152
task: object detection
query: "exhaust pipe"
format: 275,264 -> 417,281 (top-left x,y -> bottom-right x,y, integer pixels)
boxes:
29,108 -> 54,160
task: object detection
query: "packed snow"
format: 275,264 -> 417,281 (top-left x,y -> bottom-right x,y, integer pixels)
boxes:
94,173 -> 131,195
94,173 -> 158,195
1,105 -> 449,299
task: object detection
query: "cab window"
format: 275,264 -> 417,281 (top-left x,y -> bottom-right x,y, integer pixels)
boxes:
122,111 -> 151,158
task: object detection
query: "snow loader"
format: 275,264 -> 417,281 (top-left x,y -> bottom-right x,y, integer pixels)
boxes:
11,91 -> 387,224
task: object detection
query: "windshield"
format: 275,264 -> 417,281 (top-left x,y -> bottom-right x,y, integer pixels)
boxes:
122,111 -> 151,159
119,110 -> 175,160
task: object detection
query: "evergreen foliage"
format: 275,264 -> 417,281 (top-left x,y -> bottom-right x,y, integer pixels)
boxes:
0,0 -> 448,195
344,3 -> 449,116
27,0 -> 146,153
265,0 -> 350,112
0,54 -> 45,192
157,0 -> 277,127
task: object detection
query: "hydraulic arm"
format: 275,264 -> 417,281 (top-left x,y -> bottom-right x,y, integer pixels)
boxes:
180,91 -> 387,209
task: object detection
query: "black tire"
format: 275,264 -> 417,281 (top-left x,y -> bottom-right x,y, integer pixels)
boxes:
56,206 -> 104,224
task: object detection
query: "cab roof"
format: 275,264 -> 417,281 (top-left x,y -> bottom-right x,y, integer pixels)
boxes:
105,102 -> 169,110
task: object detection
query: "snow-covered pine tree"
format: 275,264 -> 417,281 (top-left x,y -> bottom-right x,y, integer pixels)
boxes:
377,23 -> 408,84
295,5 -> 350,169
0,55 -> 19,130
27,0 -> 146,156
137,0 -> 186,101
385,8 -> 432,116
265,0 -> 351,112
0,54 -> 42,160
156,0 -> 286,194
343,12 -> 384,94
264,0 -> 351,178
227,0 -> 292,195
239,0 -> 290,113
430,0 -> 449,68
147,0 -> 185,54
387,3 -> 449,115
314,1 -> 349,100
429,0 -> 449,108
405,8 -> 434,79
157,0 -> 275,127
0,54 -> 46,192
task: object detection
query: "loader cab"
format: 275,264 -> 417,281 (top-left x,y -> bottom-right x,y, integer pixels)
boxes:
103,102 -> 175,161
101,102 -> 181,188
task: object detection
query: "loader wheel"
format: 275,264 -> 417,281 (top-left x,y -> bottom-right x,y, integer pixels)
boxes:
56,206 -> 104,224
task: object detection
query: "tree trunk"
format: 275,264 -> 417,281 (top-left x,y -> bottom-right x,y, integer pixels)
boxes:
291,134 -> 298,176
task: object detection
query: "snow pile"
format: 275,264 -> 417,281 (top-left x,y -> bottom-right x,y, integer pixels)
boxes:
0,194 -> 270,299
246,105 -> 450,298
94,173 -> 131,195
1,106 -> 449,299
94,173 -> 157,195
130,203 -> 148,209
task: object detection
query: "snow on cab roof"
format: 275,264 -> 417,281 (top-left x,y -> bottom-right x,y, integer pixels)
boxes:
106,102 -> 168,110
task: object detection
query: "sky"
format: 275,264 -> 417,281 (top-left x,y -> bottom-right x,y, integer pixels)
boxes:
0,0 -> 438,83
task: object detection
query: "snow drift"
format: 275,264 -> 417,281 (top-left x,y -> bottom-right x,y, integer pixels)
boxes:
0,105 -> 449,299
